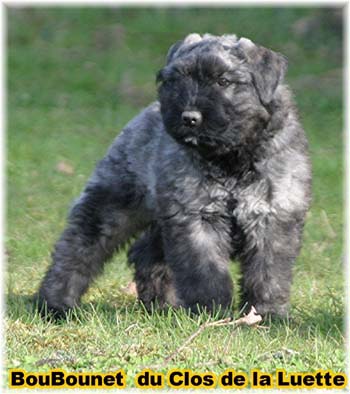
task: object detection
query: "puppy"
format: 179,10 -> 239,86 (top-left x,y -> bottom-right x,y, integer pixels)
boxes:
39,34 -> 312,318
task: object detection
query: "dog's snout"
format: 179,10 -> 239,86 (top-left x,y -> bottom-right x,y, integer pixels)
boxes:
181,111 -> 202,128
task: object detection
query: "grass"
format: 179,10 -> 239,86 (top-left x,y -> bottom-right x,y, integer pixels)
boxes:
5,6 -> 345,388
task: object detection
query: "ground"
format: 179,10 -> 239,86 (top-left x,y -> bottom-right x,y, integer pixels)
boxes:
5,7 -> 344,388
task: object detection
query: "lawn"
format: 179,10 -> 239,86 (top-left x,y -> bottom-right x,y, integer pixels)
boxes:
5,6 -> 345,389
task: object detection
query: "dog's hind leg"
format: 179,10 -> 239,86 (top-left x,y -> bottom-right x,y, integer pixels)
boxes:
128,225 -> 177,310
160,213 -> 234,315
38,157 -> 149,317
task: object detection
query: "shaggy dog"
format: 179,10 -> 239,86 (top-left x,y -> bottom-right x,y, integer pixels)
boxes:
39,33 -> 312,318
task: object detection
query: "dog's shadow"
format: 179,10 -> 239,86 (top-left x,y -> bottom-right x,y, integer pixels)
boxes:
6,293 -> 345,340
6,292 -> 129,324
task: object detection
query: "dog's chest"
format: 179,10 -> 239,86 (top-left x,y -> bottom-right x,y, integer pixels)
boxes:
201,173 -> 272,224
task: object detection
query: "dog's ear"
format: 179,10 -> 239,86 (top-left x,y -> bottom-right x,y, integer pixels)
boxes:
237,38 -> 288,105
166,33 -> 202,64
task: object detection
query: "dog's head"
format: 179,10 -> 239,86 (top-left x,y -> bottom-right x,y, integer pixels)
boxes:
157,33 -> 287,157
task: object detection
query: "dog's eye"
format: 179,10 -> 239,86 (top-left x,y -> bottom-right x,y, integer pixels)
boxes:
217,77 -> 232,87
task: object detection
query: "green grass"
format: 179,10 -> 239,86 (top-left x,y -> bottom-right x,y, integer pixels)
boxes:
5,6 -> 345,388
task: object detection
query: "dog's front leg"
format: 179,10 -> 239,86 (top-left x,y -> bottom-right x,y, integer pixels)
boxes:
239,214 -> 304,318
160,213 -> 233,315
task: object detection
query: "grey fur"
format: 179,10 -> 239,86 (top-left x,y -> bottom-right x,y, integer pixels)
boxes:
38,33 -> 311,318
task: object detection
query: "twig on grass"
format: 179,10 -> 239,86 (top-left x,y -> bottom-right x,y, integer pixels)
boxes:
162,317 -> 231,366
145,306 -> 262,370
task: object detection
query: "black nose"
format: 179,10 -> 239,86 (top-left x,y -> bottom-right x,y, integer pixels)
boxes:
181,111 -> 203,128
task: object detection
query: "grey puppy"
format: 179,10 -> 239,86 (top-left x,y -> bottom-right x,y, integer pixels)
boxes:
38,33 -> 312,318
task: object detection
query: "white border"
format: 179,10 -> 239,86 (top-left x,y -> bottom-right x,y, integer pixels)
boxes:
345,1 -> 350,385
1,1 -> 349,393
2,0 -> 349,6
1,1 -> 5,391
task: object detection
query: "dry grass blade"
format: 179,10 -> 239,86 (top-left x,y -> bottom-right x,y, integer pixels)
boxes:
320,209 -> 336,238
